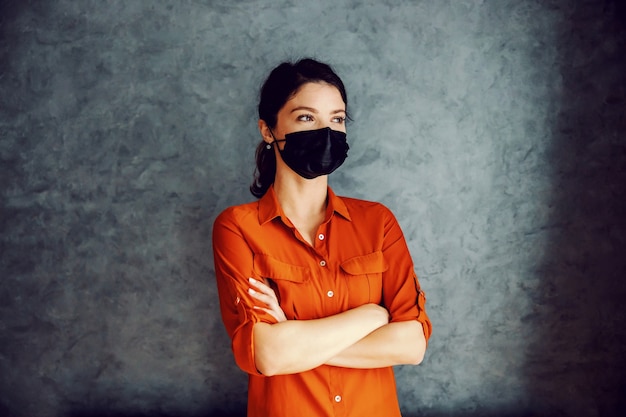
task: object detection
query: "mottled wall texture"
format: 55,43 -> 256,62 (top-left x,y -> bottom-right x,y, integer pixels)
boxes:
1,0 -> 625,416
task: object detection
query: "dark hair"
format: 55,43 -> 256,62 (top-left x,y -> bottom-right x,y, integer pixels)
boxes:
250,58 -> 348,198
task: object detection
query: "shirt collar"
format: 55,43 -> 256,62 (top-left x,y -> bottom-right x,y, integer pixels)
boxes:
258,185 -> 352,225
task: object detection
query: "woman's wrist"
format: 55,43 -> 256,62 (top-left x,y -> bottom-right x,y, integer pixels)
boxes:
356,303 -> 389,328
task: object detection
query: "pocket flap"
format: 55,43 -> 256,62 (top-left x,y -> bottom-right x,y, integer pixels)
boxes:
253,254 -> 310,283
340,251 -> 388,275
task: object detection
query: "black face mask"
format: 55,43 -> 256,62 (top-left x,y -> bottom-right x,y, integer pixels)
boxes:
271,127 -> 349,179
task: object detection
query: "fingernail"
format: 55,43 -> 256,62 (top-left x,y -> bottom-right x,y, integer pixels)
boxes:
249,277 -> 256,283
248,288 -> 255,294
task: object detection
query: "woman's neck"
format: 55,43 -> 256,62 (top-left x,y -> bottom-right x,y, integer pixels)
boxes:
273,172 -> 328,224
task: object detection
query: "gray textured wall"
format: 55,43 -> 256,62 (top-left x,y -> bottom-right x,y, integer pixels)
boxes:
1,1 -> 625,416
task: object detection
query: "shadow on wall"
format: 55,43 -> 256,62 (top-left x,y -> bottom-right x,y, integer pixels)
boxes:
0,0 -> 21,35
523,2 -> 626,417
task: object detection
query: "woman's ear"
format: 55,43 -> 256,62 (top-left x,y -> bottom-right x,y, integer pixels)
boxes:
258,120 -> 273,143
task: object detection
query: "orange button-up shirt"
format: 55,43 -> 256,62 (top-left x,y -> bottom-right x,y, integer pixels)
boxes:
212,186 -> 432,417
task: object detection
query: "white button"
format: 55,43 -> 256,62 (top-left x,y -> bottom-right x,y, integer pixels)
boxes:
320,260 -> 326,267
334,395 -> 342,402
318,233 -> 325,240
327,290 -> 334,298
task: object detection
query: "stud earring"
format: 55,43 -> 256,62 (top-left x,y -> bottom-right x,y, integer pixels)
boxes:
266,143 -> 272,150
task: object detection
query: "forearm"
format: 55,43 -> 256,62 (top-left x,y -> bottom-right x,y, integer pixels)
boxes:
253,303 -> 388,376
325,320 -> 426,369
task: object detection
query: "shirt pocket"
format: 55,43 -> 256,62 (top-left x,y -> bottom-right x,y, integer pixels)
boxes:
253,254 -> 312,319
340,251 -> 388,306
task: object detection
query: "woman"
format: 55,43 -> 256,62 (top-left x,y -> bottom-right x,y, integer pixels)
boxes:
212,58 -> 432,417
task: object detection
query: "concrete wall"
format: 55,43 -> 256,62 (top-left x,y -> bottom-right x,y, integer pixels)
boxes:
1,1 -> 625,416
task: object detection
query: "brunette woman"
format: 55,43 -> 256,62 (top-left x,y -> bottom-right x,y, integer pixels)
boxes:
213,58 -> 431,417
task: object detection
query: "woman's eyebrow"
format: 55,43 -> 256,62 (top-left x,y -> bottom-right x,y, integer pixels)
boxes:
289,106 -> 346,114
290,106 -> 318,114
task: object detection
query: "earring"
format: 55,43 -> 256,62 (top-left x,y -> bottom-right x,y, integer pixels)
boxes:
266,143 -> 272,150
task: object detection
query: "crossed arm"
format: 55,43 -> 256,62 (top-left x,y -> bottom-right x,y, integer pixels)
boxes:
249,278 -> 426,376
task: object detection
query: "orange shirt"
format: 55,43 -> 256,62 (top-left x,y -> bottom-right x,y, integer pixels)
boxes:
212,186 -> 432,417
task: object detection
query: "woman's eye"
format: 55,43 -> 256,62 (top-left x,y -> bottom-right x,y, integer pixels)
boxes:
332,116 -> 346,124
297,114 -> 314,122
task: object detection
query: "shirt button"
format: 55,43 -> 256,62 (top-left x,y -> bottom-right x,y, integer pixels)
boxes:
320,260 -> 326,267
334,395 -> 342,403
327,290 -> 334,298
318,233 -> 325,240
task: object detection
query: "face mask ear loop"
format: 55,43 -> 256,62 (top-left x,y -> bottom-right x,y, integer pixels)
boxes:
268,127 -> 287,147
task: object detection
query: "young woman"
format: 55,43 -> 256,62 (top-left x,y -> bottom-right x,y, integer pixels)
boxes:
212,58 -> 432,417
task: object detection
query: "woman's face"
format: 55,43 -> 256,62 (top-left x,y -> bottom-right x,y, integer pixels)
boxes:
266,82 -> 347,142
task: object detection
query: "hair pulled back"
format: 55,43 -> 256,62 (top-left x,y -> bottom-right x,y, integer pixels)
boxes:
250,58 -> 348,198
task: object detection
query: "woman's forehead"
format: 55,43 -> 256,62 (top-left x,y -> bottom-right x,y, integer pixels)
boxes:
285,82 -> 345,110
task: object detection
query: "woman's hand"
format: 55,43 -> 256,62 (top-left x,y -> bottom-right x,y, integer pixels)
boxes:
248,277 -> 287,322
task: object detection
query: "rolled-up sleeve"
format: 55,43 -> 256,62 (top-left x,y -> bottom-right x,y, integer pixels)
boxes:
212,207 -> 277,375
380,206 -> 432,342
